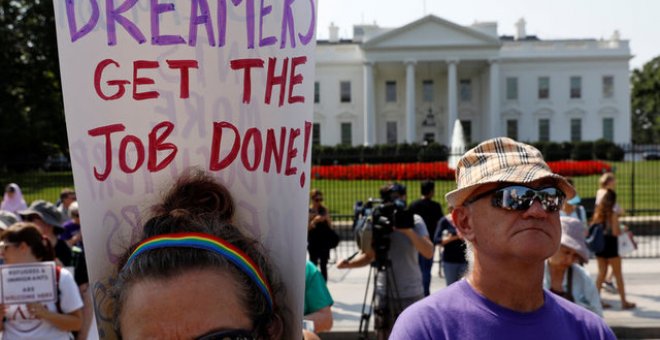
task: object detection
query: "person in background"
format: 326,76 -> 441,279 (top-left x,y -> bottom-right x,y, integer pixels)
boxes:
59,202 -> 93,340
0,223 -> 83,338
0,210 -> 19,231
592,189 -> 635,310
304,260 -> 334,333
560,178 -> 587,227
337,183 -> 433,340
433,206 -> 468,286
391,137 -> 614,339
308,189 -> 334,281
409,180 -> 444,296
1,183 -> 28,217
544,216 -> 603,316
596,173 -> 623,215
112,171 -> 287,339
18,200 -> 71,267
595,172 -> 623,293
57,188 -> 76,224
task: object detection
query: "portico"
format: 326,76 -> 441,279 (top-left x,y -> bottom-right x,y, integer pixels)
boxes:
359,16 -> 501,146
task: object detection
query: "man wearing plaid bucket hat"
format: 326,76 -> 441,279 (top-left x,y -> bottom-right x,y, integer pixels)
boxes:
391,137 -> 615,339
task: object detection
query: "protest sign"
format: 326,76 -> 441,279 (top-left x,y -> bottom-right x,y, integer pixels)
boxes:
53,1 -> 316,337
1,262 -> 57,305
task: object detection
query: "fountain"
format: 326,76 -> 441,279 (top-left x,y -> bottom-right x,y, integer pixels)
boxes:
448,119 -> 466,169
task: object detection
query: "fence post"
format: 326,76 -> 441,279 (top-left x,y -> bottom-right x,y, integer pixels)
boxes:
631,143 -> 636,216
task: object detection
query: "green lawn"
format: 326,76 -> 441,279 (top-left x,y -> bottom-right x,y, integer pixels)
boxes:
311,161 -> 660,216
0,171 -> 74,204
2,161 -> 659,216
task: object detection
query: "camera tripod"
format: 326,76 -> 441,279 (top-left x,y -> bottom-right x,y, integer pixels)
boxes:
358,257 -> 402,340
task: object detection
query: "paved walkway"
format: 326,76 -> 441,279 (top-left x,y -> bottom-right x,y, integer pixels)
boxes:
323,254 -> 660,339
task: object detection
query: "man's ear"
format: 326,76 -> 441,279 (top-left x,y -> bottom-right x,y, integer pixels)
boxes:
452,206 -> 475,242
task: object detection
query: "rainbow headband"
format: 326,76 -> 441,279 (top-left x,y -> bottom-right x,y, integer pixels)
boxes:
124,232 -> 273,310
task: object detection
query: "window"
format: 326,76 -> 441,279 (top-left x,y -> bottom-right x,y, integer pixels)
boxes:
386,121 -> 397,144
423,133 -> 435,144
603,118 -> 614,141
386,81 -> 397,103
340,122 -> 352,145
340,81 -> 351,103
314,82 -> 320,103
422,80 -> 434,102
538,77 -> 550,99
506,77 -> 518,100
460,79 -> 472,102
570,76 -> 581,99
312,123 -> 321,145
538,119 -> 550,142
602,76 -> 614,98
571,119 -> 582,142
460,120 -> 472,144
506,119 -> 518,140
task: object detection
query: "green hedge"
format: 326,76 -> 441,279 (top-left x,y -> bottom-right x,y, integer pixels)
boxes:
313,140 -> 625,165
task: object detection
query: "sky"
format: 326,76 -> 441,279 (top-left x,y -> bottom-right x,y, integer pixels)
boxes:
317,0 -> 660,70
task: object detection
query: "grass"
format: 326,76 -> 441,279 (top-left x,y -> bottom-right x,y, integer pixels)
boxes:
311,161 -> 660,216
1,160 -> 659,216
0,171 -> 74,204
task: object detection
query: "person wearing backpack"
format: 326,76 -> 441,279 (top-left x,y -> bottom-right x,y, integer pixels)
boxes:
0,223 -> 83,339
592,189 -> 635,310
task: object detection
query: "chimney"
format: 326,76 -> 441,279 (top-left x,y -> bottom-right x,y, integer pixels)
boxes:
329,22 -> 339,43
515,18 -> 526,40
609,30 -> 620,48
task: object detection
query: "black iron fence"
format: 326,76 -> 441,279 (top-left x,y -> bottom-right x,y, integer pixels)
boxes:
2,144 -> 660,258
313,145 -> 660,259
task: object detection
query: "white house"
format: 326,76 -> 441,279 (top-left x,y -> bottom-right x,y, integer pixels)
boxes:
313,15 -> 632,147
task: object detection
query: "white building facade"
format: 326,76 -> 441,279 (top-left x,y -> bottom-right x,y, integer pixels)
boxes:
313,15 -> 632,146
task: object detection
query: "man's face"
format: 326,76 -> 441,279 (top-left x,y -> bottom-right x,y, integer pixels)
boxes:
453,179 -> 562,264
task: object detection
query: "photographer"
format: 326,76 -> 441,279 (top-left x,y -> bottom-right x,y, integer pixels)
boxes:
337,183 -> 433,340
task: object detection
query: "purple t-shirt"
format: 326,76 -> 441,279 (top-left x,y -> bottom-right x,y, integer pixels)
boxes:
391,280 -> 616,340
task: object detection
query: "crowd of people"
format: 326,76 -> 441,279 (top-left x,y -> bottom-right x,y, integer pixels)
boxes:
0,184 -> 91,339
0,137 -> 636,339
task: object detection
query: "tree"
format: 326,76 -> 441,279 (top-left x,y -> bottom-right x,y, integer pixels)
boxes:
0,0 -> 67,169
631,56 -> 660,144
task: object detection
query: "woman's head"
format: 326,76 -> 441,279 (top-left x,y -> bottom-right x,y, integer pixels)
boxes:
0,222 -> 55,263
4,184 -> 16,196
113,171 -> 285,339
599,172 -> 616,189
310,189 -> 323,205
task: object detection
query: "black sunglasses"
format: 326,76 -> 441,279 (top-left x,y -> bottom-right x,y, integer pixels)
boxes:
465,185 -> 565,212
194,329 -> 254,340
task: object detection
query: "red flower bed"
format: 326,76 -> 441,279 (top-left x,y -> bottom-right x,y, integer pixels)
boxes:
311,160 -> 611,180
547,160 -> 612,177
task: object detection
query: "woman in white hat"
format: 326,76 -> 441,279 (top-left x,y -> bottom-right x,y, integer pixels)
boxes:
544,216 -> 603,316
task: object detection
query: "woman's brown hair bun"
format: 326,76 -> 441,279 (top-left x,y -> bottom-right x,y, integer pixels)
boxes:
155,170 -> 234,220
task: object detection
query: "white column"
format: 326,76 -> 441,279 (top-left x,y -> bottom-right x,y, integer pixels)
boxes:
363,61 -> 375,146
488,58 -> 500,138
446,59 -> 459,145
405,60 -> 416,143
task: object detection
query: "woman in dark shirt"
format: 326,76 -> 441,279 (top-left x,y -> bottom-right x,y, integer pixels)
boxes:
433,207 -> 468,286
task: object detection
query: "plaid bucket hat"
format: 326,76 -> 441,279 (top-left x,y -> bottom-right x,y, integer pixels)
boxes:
445,137 -> 575,207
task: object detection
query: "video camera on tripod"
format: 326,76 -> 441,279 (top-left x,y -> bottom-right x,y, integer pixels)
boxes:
353,183 -> 415,265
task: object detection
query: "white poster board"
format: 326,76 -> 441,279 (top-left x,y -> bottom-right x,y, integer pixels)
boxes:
1,262 -> 57,305
53,1 -> 316,337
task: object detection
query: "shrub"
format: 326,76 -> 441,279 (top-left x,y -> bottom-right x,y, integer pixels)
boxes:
571,142 -> 594,160
418,143 -> 448,162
